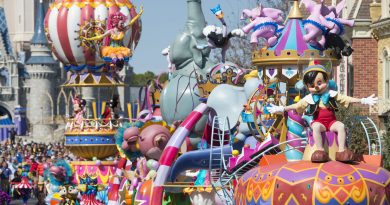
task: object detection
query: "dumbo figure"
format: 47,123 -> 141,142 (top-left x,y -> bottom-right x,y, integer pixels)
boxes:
160,0 -> 215,143
169,73 -> 261,181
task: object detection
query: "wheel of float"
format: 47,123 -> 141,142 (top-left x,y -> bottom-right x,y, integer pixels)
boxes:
79,19 -> 106,50
246,78 -> 285,141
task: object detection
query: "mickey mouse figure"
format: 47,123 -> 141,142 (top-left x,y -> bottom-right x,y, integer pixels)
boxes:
267,60 -> 377,163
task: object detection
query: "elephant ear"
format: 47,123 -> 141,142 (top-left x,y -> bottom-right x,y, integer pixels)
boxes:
335,0 -> 346,17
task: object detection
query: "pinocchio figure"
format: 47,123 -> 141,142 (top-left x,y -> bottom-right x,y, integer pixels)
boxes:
268,60 -> 377,163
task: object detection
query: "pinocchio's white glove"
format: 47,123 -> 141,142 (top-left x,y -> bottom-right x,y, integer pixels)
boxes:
266,104 -> 285,114
361,94 -> 378,106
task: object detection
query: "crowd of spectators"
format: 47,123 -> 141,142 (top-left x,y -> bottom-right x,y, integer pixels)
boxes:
0,138 -> 76,204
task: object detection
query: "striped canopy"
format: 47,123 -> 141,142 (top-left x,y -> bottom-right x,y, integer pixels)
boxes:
15,177 -> 33,189
268,19 -> 316,56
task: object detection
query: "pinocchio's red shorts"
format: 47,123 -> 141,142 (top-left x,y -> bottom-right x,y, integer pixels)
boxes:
311,107 -> 337,131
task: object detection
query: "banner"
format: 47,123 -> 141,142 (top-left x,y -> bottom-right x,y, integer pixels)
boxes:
266,67 -> 278,79
282,65 -> 298,79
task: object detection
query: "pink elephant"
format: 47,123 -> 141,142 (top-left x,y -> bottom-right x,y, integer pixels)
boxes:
138,124 -> 171,160
234,4 -> 284,47
122,127 -> 140,152
301,0 -> 336,47
324,0 -> 354,35
121,124 -> 172,160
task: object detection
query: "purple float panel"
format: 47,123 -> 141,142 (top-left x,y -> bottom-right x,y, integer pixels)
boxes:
14,107 -> 27,135
303,131 -> 341,161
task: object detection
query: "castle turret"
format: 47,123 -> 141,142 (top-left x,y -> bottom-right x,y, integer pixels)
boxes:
25,0 -> 59,142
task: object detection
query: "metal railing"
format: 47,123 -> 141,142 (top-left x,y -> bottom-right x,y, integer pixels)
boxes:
65,118 -> 124,132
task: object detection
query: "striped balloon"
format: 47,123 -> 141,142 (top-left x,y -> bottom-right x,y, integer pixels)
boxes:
44,0 -> 142,67
151,103 -> 208,205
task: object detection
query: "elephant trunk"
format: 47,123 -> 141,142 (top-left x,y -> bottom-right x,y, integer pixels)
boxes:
186,0 -> 207,37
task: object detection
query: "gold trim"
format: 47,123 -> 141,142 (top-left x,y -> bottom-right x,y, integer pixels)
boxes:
252,49 -> 339,66
50,1 -> 134,10
62,83 -> 127,87
65,144 -> 117,147
66,145 -> 118,159
65,131 -> 117,135
62,72 -> 126,88
71,161 -> 117,166
288,0 -> 303,19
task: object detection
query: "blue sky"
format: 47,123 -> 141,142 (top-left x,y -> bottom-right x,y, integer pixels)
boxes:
130,0 -> 256,74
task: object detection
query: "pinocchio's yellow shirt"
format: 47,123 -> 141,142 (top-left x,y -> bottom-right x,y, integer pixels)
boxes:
295,90 -> 354,114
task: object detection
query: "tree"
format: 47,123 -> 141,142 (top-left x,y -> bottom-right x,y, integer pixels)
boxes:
128,71 -> 169,87
335,106 -> 367,156
383,123 -> 390,170
129,71 -> 156,86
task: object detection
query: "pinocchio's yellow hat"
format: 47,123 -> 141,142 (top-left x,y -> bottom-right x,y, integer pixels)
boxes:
303,60 -> 329,76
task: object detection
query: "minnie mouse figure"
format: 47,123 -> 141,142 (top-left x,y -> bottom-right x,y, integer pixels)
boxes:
267,60 -> 377,163
73,95 -> 86,125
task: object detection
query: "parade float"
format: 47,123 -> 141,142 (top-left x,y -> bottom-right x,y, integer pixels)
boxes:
150,0 -> 390,205
42,0 -> 390,204
44,0 -> 143,204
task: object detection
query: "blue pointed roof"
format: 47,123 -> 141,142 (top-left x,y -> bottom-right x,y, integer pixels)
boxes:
31,1 -> 47,45
0,7 -> 14,56
26,1 -> 57,65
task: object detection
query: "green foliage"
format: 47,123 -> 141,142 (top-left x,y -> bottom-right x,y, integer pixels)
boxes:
382,123 -> 390,170
158,73 -> 169,84
129,71 -> 169,86
335,106 -> 367,156
129,71 -> 155,86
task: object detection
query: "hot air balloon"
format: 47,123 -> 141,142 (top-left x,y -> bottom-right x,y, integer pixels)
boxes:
44,0 -> 142,79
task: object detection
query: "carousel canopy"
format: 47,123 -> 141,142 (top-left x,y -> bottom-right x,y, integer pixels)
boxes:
252,0 -> 339,66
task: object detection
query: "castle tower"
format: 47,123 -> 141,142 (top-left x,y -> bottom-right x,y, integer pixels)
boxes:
25,0 -> 59,141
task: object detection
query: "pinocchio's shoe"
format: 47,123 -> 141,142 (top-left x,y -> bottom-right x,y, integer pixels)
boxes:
336,149 -> 355,163
311,150 -> 329,163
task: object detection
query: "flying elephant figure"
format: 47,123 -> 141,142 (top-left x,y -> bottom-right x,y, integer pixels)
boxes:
323,0 -> 354,58
232,4 -> 284,47
324,0 -> 354,35
300,0 -> 336,47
